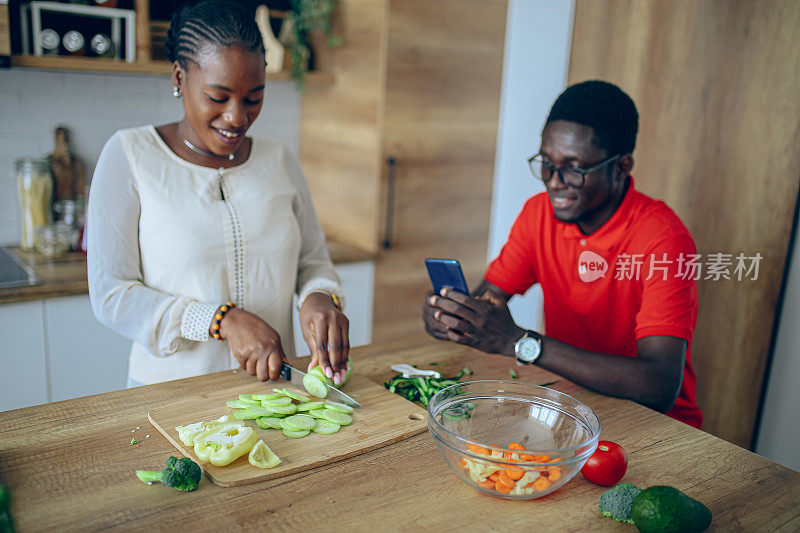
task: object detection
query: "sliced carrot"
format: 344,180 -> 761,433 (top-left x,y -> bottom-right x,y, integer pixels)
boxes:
523,481 -> 536,489
497,472 -> 515,490
478,479 -> 496,489
546,468 -> 562,481
508,442 -> 526,450
494,480 -> 513,493
519,454 -> 536,461
533,476 -> 550,492
460,458 -> 469,469
532,455 -> 550,462
467,443 -> 490,455
506,469 -> 525,481
488,472 -> 500,482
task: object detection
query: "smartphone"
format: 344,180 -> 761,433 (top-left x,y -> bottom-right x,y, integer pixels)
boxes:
425,258 -> 470,295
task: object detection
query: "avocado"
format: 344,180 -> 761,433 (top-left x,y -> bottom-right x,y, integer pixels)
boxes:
630,486 -> 712,533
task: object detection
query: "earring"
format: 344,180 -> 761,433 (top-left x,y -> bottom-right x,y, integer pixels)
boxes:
172,86 -> 181,98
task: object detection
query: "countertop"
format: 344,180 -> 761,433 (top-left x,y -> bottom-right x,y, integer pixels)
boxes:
0,242 -> 375,305
0,335 -> 798,531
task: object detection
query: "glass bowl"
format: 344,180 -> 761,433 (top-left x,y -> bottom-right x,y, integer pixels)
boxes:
427,380 -> 601,499
34,224 -> 78,257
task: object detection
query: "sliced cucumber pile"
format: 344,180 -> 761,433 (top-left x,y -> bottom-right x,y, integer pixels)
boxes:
226,384 -> 357,440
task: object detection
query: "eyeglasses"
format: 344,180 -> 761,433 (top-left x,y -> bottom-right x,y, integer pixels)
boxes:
527,153 -> 622,189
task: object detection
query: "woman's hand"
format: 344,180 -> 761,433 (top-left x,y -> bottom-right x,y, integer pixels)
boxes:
299,292 -> 350,385
219,308 -> 286,381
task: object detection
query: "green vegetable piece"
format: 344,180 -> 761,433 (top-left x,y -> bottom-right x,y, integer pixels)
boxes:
130,437 -> 139,445
252,392 -> 283,401
323,401 -> 354,414
303,373 -> 329,399
238,394 -> 260,405
296,400 -> 325,411
266,403 -> 298,415
226,399 -> 253,409
233,409 -> 261,420
244,405 -> 275,417
279,388 -> 312,403
255,417 -> 284,429
282,428 -> 310,438
599,483 -> 642,524
313,419 -> 341,434
262,396 -> 293,407
280,414 -> 316,431
136,456 -> 202,492
318,409 -> 352,426
509,368 -> 518,379
631,486 -> 712,533
308,409 -> 327,419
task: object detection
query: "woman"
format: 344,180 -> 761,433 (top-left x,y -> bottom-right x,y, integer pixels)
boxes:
88,0 -> 349,387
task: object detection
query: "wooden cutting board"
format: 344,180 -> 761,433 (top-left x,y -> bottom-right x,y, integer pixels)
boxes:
148,374 -> 428,487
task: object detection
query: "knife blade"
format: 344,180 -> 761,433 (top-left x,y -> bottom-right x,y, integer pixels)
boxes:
280,362 -> 362,408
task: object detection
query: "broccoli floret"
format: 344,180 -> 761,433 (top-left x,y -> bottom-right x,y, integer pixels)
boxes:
136,456 -> 201,492
599,483 -> 642,524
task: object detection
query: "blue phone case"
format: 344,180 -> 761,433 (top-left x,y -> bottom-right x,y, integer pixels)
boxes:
425,258 -> 469,295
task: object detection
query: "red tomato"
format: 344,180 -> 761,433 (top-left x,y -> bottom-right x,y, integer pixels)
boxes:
580,440 -> 628,486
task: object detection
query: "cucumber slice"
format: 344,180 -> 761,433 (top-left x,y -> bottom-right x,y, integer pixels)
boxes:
280,415 -> 316,432
238,394 -> 260,405
318,409 -> 352,426
282,428 -> 310,438
278,388 -> 312,403
226,399 -> 253,409
262,396 -> 293,407
255,417 -> 284,429
323,401 -> 354,414
306,366 -> 334,386
267,403 -> 298,416
245,405 -> 275,417
308,409 -> 327,419
233,409 -> 261,420
303,373 -> 329,399
313,419 -> 341,435
296,401 -> 325,412
252,392 -> 283,401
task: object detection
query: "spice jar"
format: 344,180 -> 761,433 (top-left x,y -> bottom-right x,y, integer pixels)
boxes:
16,158 -> 53,251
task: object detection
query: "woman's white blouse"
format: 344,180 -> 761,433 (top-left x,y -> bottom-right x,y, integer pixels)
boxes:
87,125 -> 343,384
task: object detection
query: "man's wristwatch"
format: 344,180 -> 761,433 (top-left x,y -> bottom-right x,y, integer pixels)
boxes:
514,330 -> 543,365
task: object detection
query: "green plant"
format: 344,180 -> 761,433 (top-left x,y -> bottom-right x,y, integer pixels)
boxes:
599,483 -> 642,524
287,0 -> 340,88
136,456 -> 202,492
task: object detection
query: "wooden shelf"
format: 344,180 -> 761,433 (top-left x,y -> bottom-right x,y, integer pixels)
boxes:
10,55 -> 335,84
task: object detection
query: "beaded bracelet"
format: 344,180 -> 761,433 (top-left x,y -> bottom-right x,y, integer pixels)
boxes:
211,301 -> 235,340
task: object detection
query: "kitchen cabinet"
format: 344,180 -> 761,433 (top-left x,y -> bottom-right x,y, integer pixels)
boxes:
299,0 -> 507,343
0,260 -> 373,411
0,300 -> 48,411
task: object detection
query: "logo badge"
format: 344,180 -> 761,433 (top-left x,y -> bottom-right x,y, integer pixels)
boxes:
578,250 -> 608,282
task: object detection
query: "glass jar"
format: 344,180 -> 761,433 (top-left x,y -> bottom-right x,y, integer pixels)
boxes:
16,158 -> 54,251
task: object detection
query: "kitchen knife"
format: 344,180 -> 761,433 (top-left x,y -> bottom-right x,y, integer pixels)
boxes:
280,362 -> 362,408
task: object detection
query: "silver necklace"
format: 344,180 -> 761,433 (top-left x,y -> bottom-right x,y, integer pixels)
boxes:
183,138 -> 235,161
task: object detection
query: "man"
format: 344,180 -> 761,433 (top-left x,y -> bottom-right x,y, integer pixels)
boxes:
423,80 -> 702,428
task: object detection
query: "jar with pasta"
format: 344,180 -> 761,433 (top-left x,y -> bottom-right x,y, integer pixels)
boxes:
16,158 -> 54,251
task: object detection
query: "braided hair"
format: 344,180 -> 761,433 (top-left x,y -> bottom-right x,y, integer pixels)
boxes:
164,0 -> 265,69
546,80 -> 639,156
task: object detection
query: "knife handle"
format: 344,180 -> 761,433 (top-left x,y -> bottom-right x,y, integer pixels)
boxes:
280,363 -> 292,381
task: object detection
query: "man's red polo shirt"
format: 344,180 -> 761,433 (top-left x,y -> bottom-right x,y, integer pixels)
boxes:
485,178 -> 702,428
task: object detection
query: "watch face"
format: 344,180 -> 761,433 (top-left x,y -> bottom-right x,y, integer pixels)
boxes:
517,337 -> 541,362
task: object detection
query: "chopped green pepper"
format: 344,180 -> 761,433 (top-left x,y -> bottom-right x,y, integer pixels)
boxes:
193,422 -> 257,466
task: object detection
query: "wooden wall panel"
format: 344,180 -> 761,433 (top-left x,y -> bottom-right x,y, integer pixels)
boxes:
569,0 -> 800,447
299,0 -> 389,253
373,0 -> 507,342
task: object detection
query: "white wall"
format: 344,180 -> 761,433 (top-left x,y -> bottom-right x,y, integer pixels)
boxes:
488,0 -> 575,331
756,205 -> 800,472
0,68 -> 300,245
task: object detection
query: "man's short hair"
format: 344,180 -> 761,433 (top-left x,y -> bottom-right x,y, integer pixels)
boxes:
546,80 -> 639,156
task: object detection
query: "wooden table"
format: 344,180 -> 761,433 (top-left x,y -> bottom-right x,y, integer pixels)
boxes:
1,336 -> 798,531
